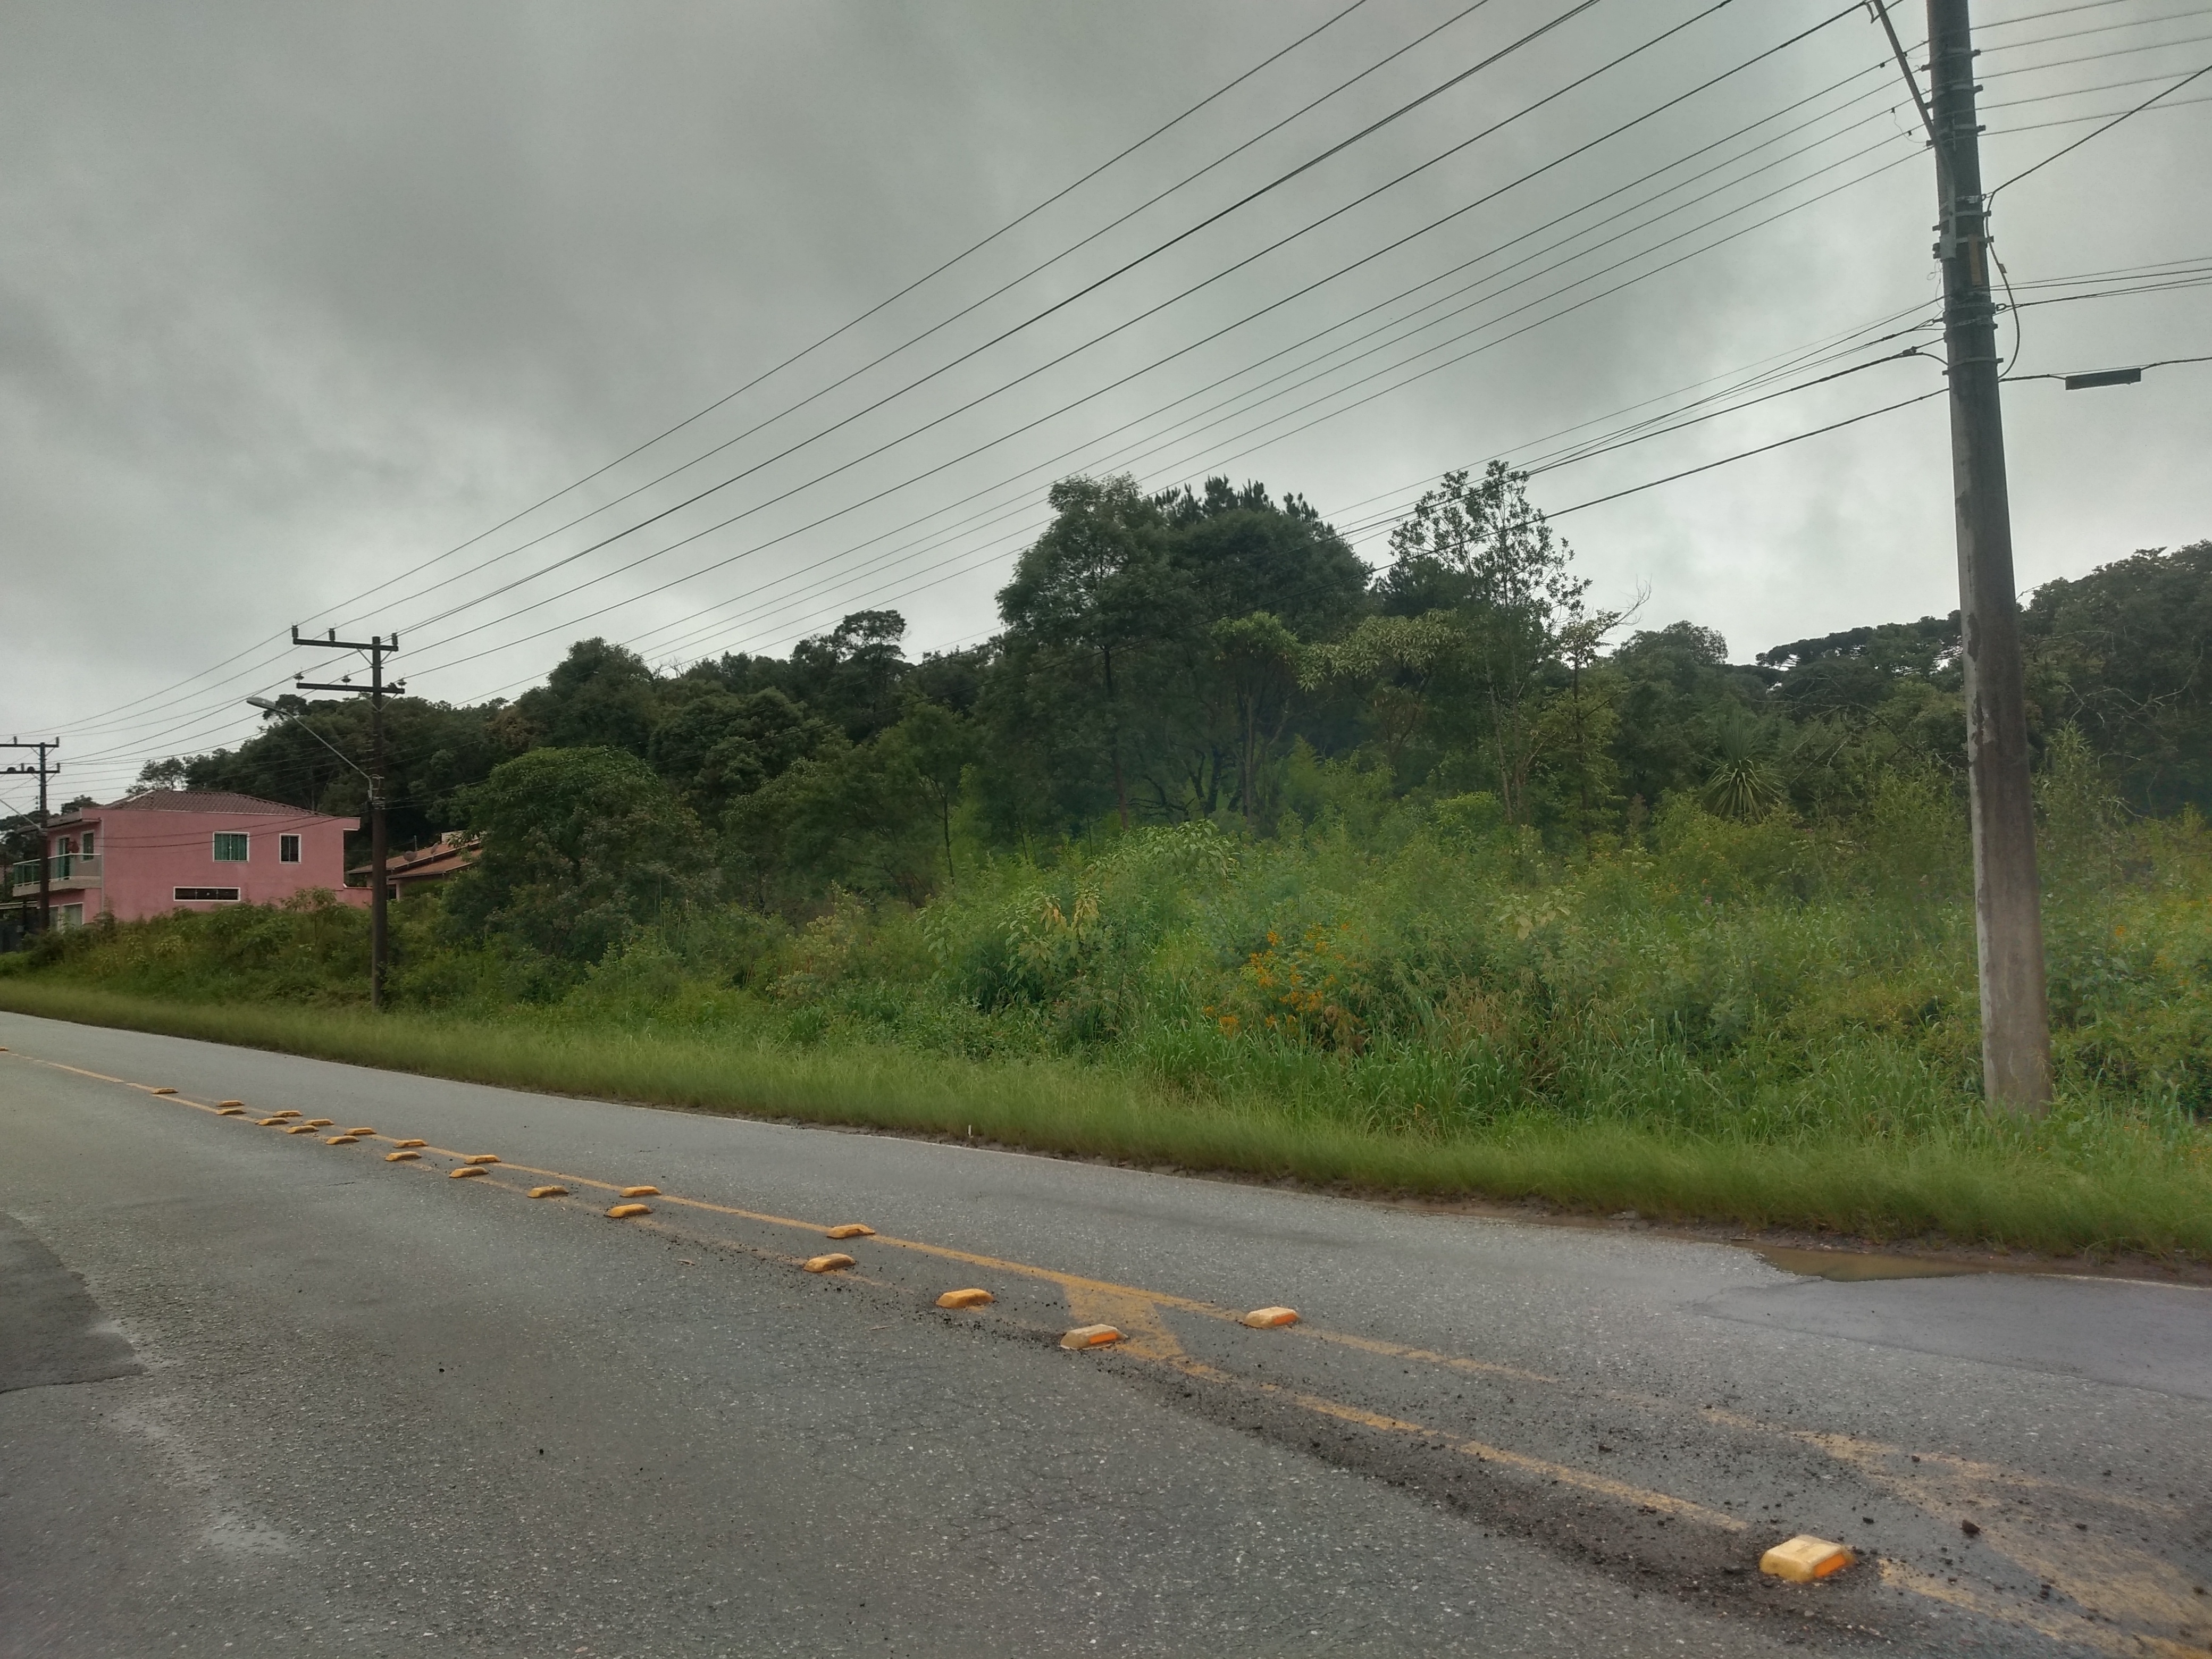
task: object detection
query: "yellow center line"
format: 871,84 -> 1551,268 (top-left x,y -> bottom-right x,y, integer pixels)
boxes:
21,1042 -> 2199,1648
1281,1322 -> 1565,1386
1167,1357 -> 1745,1530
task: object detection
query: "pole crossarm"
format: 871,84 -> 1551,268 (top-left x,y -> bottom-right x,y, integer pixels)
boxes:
291,627 -> 400,652
288,627 -> 403,1009
0,739 -> 61,935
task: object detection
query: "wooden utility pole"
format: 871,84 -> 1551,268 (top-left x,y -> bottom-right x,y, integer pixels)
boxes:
1920,0 -> 2052,1111
292,630 -> 403,1010
2,738 -> 61,935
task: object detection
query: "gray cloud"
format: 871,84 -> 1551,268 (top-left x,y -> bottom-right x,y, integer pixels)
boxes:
3,0 -> 2206,800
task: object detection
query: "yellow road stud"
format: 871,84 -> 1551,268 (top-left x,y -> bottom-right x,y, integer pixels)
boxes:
803,1253 -> 856,1274
825,1224 -> 875,1239
219,1099 -> 244,1108
270,1111 -> 301,1120
324,1135 -> 359,1145
619,1185 -> 659,1197
386,1151 -> 420,1162
345,1127 -> 374,1137
258,1117 -> 288,1126
151,1086 -> 177,1095
606,1202 -> 652,1219
463,1154 -> 499,1166
1241,1306 -> 1301,1328
286,1124 -> 318,1135
216,1107 -> 246,1117
529,1185 -> 568,1199
1060,1323 -> 1123,1351
304,1118 -> 333,1128
936,1288 -> 994,1309
1759,1536 -> 1854,1583
393,1138 -> 426,1149
449,1166 -> 486,1179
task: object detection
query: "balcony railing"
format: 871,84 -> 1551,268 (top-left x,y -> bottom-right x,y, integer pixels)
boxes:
6,853 -> 101,897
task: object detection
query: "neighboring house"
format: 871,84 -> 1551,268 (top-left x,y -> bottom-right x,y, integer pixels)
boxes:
349,833 -> 481,900
5,791 -> 364,927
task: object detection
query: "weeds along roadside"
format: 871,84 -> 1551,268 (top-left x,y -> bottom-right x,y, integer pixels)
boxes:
2,783 -> 2205,1259
0,976 -> 2203,1259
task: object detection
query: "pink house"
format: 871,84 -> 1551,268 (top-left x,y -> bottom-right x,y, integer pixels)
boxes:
7,791 -> 364,927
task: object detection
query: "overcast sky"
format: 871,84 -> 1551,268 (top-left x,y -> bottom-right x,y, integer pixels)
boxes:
4,0 -> 2207,802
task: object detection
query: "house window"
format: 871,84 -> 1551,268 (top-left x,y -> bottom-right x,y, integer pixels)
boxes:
52,903 -> 85,929
213,833 -> 249,862
279,834 -> 301,864
175,887 -> 241,902
80,830 -> 95,856
56,835 -> 75,855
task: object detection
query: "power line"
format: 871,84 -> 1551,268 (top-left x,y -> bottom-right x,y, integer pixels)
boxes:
2007,350 -> 2212,382
386,0 -> 1721,648
1544,388 -> 1945,516
149,310 -> 1943,743
388,5 -> 1866,676
1989,87 -> 2212,129
35,0 -> 1380,744
351,0 -> 1512,639
69,8 -> 2194,787
296,98 -> 1940,697
1976,26 -> 2212,76
1975,4 -> 2212,55
593,31 -> 1912,656
1990,61 -> 2212,191
408,136 -> 1920,685
52,5 -> 1920,765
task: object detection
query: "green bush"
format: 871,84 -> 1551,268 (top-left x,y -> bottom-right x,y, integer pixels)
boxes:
10,786 -> 2208,1159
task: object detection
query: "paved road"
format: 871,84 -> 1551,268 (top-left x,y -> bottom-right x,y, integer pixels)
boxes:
3,1010 -> 2207,1658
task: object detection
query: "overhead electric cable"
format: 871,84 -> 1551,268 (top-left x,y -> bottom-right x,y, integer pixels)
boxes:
1991,89 -> 2212,129
39,0 -> 1378,742
399,122 -> 1917,685
68,0 -> 1879,762
360,0 -> 1514,634
392,0 -> 1844,659
1990,61 -> 2212,190
386,0 -> 1683,643
587,167 -> 1946,675
1544,389 -> 1944,516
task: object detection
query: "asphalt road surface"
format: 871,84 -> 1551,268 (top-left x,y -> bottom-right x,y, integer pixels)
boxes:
3,1010 -> 2208,1658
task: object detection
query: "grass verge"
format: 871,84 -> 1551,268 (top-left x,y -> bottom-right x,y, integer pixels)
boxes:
3,979 -> 2206,1261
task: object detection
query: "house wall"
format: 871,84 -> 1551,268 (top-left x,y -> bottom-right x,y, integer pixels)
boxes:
49,808 -> 363,923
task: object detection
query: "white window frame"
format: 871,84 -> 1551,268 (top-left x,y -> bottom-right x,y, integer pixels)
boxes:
213,832 -> 249,863
279,833 -> 302,864
80,829 -> 96,856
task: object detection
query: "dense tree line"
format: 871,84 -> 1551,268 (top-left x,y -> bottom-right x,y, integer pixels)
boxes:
128,468 -> 2210,961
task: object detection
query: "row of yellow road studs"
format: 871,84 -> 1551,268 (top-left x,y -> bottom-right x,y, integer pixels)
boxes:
39,1055 -> 1887,1603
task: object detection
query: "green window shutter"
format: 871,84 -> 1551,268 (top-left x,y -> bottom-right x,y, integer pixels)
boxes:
213,833 -> 249,862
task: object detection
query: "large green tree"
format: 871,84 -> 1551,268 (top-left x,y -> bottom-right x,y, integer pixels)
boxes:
1373,464 -> 1608,822
2022,541 -> 2212,813
447,747 -> 705,963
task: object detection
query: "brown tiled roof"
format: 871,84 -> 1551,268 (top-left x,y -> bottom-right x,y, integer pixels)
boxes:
102,790 -> 317,815
349,837 -> 479,884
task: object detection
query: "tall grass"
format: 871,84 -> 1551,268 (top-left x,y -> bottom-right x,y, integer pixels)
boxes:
5,780 -> 2206,1257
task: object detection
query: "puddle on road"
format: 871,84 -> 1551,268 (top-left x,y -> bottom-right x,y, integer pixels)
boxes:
1741,1244 -> 1988,1282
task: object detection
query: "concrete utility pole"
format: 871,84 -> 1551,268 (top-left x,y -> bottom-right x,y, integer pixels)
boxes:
291,630 -> 404,1010
2,738 -> 61,936
1919,0 -> 2053,1111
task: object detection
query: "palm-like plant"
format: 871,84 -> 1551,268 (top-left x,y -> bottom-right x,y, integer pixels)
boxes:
1703,711 -> 1787,819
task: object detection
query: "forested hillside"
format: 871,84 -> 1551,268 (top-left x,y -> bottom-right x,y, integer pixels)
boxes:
119,470 -> 2211,905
